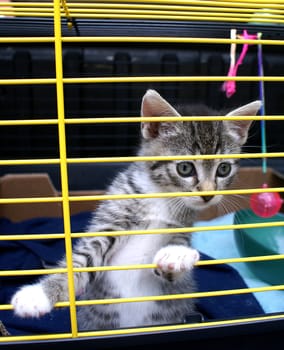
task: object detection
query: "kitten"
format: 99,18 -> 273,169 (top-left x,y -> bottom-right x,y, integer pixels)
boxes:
11,90 -> 261,331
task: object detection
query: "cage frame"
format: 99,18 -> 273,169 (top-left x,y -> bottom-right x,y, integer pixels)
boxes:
1,0 -> 284,348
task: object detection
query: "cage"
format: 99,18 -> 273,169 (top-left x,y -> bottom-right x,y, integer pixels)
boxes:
0,0 -> 284,349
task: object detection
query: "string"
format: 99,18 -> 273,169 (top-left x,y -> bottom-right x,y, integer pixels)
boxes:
223,29 -> 266,175
257,32 -> 267,175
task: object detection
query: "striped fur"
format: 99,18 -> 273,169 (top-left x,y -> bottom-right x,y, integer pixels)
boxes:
11,90 -> 261,331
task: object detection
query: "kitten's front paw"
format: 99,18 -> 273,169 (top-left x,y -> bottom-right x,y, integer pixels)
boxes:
153,245 -> 199,282
11,284 -> 53,318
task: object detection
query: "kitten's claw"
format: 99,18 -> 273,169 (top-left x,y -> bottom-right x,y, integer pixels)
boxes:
11,284 -> 52,318
153,245 -> 199,281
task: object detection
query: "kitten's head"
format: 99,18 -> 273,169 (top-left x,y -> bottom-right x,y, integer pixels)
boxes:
140,89 -> 261,210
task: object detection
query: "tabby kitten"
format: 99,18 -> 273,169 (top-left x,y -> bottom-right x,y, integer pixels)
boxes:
11,90 -> 261,330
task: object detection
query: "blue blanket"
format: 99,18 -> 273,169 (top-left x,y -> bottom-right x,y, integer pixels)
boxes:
0,212 -> 263,335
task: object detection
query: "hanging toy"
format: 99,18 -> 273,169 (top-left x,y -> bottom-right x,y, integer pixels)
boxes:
222,29 -> 257,98
223,30 -> 283,217
249,32 -> 283,217
250,184 -> 282,218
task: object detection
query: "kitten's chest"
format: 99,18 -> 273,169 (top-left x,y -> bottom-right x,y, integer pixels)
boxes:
100,203 -> 182,327
109,199 -> 176,265
106,202 -> 172,291
139,198 -> 178,229
104,200 -> 177,296
110,233 -> 166,267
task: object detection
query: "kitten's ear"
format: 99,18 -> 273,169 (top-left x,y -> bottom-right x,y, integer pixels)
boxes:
225,100 -> 262,144
141,89 -> 180,139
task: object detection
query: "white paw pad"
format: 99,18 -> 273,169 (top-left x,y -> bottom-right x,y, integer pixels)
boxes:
11,284 -> 52,318
154,245 -> 199,276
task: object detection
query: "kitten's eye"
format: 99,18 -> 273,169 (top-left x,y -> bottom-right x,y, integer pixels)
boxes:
176,162 -> 196,177
216,162 -> 232,177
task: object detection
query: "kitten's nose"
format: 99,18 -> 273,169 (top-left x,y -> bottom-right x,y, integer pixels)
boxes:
202,195 -> 214,203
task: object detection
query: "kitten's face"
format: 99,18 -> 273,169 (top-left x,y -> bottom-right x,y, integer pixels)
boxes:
140,89 -> 261,210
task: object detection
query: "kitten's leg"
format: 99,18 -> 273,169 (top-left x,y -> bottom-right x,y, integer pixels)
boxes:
11,236 -> 114,318
153,234 -> 199,282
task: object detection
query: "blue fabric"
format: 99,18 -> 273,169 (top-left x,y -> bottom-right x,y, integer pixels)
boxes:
193,213 -> 284,314
0,213 -> 263,335
194,254 -> 263,320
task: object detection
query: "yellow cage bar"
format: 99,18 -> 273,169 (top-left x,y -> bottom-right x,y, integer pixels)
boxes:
0,0 -> 284,347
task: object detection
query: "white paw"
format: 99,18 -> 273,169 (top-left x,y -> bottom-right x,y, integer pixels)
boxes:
154,245 -> 199,278
11,284 -> 53,318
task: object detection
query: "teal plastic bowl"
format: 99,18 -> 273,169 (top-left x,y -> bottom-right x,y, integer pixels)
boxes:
234,208 -> 284,285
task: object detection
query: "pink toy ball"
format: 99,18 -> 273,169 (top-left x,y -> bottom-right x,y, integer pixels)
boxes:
250,184 -> 283,218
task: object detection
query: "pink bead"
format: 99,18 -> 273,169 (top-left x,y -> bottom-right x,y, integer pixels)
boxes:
250,184 -> 283,218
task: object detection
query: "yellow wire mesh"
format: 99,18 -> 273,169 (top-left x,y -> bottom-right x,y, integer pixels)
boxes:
1,0 -> 284,24
0,0 -> 283,343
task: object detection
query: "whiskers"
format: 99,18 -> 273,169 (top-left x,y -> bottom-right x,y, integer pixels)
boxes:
167,197 -> 194,224
216,194 -> 249,216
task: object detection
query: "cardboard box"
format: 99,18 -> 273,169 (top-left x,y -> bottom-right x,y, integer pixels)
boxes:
0,167 -> 283,222
0,173 -> 102,222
